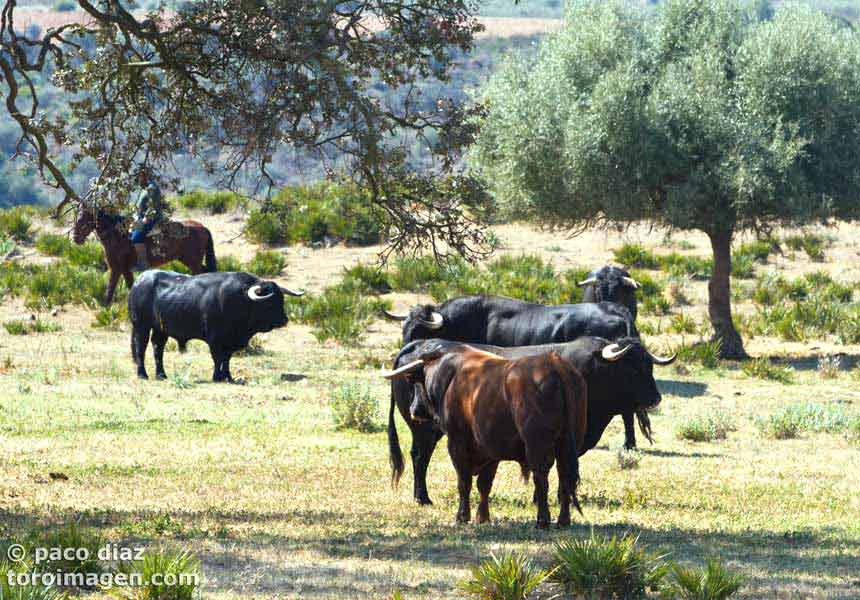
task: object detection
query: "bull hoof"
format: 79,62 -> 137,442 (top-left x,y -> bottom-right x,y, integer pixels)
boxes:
137,371 -> 148,380
556,519 -> 571,529
155,372 -> 167,381
535,520 -> 550,530
456,513 -> 470,524
415,496 -> 433,506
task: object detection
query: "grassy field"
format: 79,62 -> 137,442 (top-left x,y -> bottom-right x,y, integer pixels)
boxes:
1,212 -> 860,598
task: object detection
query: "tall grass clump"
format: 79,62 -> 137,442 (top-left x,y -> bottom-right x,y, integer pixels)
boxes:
342,264 -> 391,293
612,243 -> 660,269
459,552 -> 550,600
676,411 -> 735,442
783,232 -> 830,261
244,250 -> 286,277
676,340 -> 722,369
550,533 -> 667,598
216,255 -> 244,272
173,190 -> 243,214
3,319 -> 61,335
757,402 -> 853,439
330,383 -> 380,432
27,522 -> 105,588
0,559 -> 69,599
741,358 -> 794,383
110,547 -> 201,600
0,206 -> 34,241
660,558 -> 744,600
735,239 -> 776,264
35,233 -> 105,270
291,280 -> 390,344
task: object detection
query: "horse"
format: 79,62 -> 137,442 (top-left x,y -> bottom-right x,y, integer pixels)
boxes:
73,207 -> 217,304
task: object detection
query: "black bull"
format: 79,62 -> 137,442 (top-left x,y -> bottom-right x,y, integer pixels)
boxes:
128,270 -> 303,382
388,337 -> 674,505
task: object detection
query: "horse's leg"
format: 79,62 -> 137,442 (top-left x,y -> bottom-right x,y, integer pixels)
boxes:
105,270 -> 119,305
123,271 -> 134,290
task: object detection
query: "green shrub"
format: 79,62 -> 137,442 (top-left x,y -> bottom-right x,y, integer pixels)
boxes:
741,358 -> 794,383
35,233 -> 105,270
845,418 -> 860,443
459,552 -> 549,600
730,253 -> 755,279
783,233 -> 828,261
736,239 -> 775,264
0,206 -> 34,241
216,255 -> 244,273
245,183 -> 385,247
292,282 -> 390,345
550,533 -> 668,598
668,313 -> 698,334
757,402 -> 853,439
660,558 -> 744,600
35,232 -> 70,256
659,253 -> 712,280
111,547 -> 201,600
613,243 -> 660,269
244,250 -> 286,277
387,255 -> 456,292
330,384 -> 380,432
92,304 -> 127,330
173,190 -> 243,214
0,235 -> 15,258
676,340 -> 722,369
3,319 -> 61,335
161,260 -> 191,275
342,264 -> 391,293
676,411 -> 735,442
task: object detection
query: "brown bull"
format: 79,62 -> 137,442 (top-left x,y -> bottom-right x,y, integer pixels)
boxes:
383,347 -> 587,529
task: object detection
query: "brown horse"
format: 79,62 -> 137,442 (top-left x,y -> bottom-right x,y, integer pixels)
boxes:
73,208 -> 217,304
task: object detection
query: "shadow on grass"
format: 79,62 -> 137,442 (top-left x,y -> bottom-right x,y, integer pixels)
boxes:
770,353 -> 860,372
657,379 -> 708,398
2,504 -> 858,598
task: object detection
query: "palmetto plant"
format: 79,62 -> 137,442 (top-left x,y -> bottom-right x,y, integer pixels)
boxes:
660,558 -> 745,600
458,552 -> 551,600
549,533 -> 668,599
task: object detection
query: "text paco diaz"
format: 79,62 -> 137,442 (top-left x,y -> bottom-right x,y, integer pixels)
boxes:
34,544 -> 145,564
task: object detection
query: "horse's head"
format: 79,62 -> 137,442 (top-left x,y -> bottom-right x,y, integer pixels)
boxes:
72,207 -> 98,244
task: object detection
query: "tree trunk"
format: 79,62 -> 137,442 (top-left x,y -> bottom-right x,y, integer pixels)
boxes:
707,230 -> 748,359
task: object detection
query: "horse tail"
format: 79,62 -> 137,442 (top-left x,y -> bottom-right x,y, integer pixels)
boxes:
203,230 -> 217,272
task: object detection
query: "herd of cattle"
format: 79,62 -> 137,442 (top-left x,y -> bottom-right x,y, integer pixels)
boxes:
127,264 -> 676,528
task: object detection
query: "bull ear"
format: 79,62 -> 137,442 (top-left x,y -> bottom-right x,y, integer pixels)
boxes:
381,359 -> 424,379
279,286 -> 305,297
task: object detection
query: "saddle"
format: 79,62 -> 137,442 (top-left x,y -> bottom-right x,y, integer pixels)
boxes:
145,220 -> 189,258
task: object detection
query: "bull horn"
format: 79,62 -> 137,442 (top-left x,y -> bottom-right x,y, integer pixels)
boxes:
380,359 -> 424,379
577,277 -> 598,287
383,310 -> 409,322
601,343 -> 633,362
622,276 -> 641,289
649,351 -> 677,365
279,286 -> 305,297
418,311 -> 444,330
247,284 -> 274,301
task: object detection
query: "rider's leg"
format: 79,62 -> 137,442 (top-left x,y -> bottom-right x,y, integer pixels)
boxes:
130,223 -> 151,272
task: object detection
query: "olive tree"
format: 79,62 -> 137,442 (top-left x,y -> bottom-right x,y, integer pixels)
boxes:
470,0 -> 860,358
0,0 -> 490,257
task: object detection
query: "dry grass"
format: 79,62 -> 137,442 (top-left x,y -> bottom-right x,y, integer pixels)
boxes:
2,214 -> 860,598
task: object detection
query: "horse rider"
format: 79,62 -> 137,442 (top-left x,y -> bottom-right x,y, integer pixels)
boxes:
130,167 -> 164,272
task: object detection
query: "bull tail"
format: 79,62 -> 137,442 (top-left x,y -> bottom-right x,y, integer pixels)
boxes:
552,353 -> 586,516
388,382 -> 405,487
203,231 -> 217,272
636,410 -> 654,444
